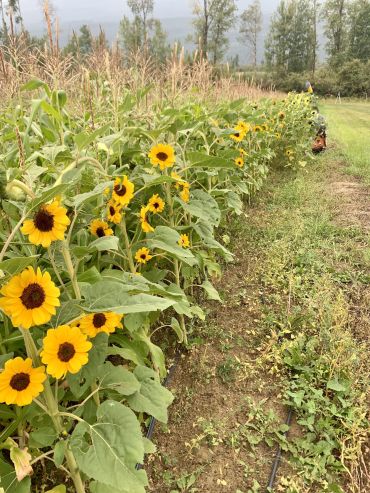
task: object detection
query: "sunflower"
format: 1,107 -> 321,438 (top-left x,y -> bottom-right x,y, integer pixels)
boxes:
285,149 -> 294,157
135,247 -> 153,264
180,184 -> 190,203
0,267 -> 60,329
90,219 -> 113,238
140,205 -> 154,233
112,176 -> 135,207
262,123 -> 269,132
235,157 -> 244,168
148,144 -> 175,170
21,200 -> 70,248
253,125 -> 263,132
237,121 -> 251,133
278,111 -> 285,120
239,149 -> 247,156
78,312 -> 123,338
41,325 -> 92,379
148,194 -> 165,214
178,234 -> 190,248
106,200 -> 123,224
0,357 -> 46,406
275,132 -> 281,139
230,125 -> 246,142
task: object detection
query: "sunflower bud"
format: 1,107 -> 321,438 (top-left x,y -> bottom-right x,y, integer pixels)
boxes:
5,181 -> 26,201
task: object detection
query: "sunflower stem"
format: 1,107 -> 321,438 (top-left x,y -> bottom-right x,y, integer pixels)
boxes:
21,329 -> 86,493
165,181 -> 188,346
61,241 -> 81,299
120,216 -> 136,274
0,214 -> 27,263
91,380 -> 100,407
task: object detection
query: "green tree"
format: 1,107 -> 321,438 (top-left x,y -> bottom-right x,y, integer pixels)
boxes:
127,0 -> 154,51
311,0 -> 320,76
239,0 -> 262,68
347,0 -> 370,61
119,1 -> 169,61
265,0 -> 315,74
0,0 -> 8,43
323,0 -> 349,66
148,18 -> 170,62
192,0 -> 237,64
63,25 -> 93,58
7,0 -> 23,27
119,15 -> 143,53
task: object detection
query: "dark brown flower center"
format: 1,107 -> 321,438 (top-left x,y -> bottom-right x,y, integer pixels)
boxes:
10,372 -> 30,391
140,254 -> 147,260
58,342 -> 76,362
114,184 -> 127,197
156,152 -> 168,161
234,132 -> 240,138
20,283 -> 45,309
96,227 -> 105,237
93,313 -> 106,328
34,209 -> 54,232
109,206 -> 116,216
153,202 -> 159,209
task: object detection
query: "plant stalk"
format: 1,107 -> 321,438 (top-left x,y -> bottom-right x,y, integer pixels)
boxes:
21,329 -> 86,493
120,216 -> 136,274
61,241 -> 81,299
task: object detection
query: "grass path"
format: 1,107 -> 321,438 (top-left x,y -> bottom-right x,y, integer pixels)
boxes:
148,107 -> 369,493
321,101 -> 370,183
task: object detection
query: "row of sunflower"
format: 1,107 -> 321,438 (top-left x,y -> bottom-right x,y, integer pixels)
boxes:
0,82 -> 316,492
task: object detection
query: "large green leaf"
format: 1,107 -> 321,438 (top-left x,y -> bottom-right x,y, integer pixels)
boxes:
0,256 -> 39,276
187,150 -> 238,168
147,226 -> 197,266
70,401 -> 147,492
80,281 -> 175,314
27,184 -> 69,213
98,362 -> 141,396
126,366 -> 173,423
90,481 -> 147,493
101,270 -> 183,300
21,78 -> 48,93
67,333 -> 108,398
73,181 -> 112,207
0,456 -> 31,493
181,189 -> 221,227
88,236 -> 119,252
201,280 -> 221,301
74,124 -> 110,151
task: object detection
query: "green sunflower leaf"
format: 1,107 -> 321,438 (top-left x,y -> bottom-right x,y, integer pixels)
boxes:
70,401 -> 147,492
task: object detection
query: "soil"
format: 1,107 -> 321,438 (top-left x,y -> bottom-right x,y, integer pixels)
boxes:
147,155 -> 370,493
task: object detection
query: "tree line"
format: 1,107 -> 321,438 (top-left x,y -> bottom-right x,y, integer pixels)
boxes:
0,0 -> 369,95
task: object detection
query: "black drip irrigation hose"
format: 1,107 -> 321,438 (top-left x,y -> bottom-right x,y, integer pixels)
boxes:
135,348 -> 293,488
136,350 -> 181,471
266,406 -> 294,491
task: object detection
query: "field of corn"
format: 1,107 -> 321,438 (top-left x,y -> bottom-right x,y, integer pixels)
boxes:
0,53 -> 322,493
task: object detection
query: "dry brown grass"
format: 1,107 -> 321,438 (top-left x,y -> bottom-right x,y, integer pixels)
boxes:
0,26 -> 280,109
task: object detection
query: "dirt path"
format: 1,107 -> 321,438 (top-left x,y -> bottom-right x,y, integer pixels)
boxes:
148,152 -> 370,493
329,167 -> 370,231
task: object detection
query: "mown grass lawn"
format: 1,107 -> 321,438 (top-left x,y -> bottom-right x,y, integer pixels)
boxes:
321,100 -> 370,183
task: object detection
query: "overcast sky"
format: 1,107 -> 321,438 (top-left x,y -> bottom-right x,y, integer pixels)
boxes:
19,0 -> 280,25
